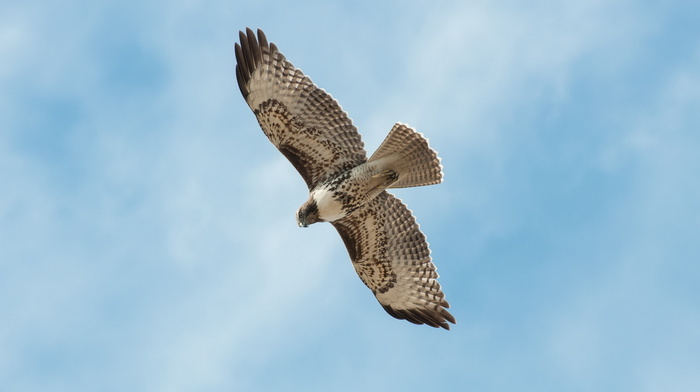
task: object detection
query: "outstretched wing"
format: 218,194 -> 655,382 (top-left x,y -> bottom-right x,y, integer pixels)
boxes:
332,191 -> 455,330
235,28 -> 367,189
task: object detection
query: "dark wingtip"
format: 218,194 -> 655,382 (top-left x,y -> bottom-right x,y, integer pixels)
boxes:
257,28 -> 268,48
381,304 -> 456,330
235,27 -> 272,100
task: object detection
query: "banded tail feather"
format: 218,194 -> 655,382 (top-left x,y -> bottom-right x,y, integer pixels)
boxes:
368,123 -> 443,189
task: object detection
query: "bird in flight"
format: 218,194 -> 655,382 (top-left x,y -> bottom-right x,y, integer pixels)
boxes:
235,28 -> 455,329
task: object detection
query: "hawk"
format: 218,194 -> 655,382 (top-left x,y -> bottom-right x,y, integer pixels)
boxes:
235,28 -> 455,329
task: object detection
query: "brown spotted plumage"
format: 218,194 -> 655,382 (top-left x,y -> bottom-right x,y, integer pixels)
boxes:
235,28 -> 455,329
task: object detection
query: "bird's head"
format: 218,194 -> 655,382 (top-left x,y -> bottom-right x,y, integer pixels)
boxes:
296,200 -> 321,228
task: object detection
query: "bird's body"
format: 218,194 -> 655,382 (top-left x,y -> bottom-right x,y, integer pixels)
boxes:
235,28 -> 455,329
302,156 -> 404,225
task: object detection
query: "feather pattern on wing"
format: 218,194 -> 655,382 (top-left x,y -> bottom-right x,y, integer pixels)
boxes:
332,191 -> 455,330
235,28 -> 367,189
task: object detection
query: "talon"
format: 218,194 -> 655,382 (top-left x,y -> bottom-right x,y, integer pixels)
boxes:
372,169 -> 398,181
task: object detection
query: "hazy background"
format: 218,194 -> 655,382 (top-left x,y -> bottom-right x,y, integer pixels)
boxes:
2,0 -> 699,391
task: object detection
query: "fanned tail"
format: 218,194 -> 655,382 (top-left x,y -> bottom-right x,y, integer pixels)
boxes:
367,123 -> 443,188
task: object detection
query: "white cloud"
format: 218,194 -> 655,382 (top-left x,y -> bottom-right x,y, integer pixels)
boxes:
543,43 -> 700,391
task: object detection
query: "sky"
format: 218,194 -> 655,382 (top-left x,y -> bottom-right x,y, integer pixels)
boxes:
1,0 -> 699,391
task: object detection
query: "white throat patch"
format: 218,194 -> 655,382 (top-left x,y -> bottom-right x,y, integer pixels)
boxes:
311,187 -> 346,222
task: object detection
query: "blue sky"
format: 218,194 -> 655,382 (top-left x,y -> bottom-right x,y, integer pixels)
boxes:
2,0 -> 699,391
